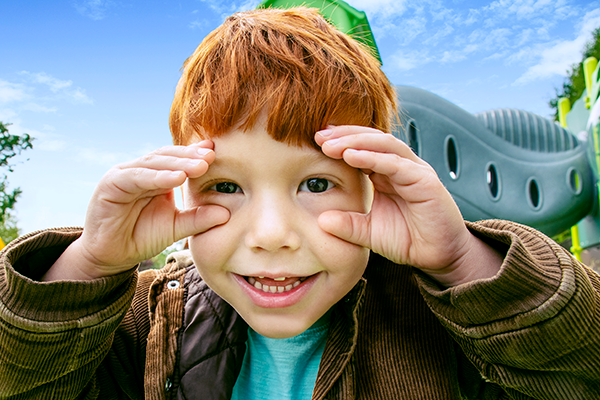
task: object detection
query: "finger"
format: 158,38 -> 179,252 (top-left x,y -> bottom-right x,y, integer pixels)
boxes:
314,125 -> 384,146
102,168 -> 189,201
318,210 -> 371,248
123,142 -> 214,166
174,204 -> 231,240
120,147 -> 215,178
318,132 -> 424,165
344,149 -> 445,201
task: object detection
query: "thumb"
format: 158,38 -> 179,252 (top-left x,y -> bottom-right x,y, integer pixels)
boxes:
318,210 -> 370,248
174,205 -> 230,240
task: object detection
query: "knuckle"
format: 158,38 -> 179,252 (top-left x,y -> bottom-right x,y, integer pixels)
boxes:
154,145 -> 171,154
140,154 -> 154,163
131,167 -> 145,179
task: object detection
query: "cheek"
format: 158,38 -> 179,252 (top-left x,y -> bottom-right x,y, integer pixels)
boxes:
187,226 -> 234,280
313,230 -> 370,280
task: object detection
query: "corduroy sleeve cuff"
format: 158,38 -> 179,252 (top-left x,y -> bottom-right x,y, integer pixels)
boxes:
0,228 -> 138,324
414,220 -> 583,333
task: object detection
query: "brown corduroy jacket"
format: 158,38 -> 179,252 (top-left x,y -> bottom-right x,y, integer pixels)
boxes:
0,220 -> 599,399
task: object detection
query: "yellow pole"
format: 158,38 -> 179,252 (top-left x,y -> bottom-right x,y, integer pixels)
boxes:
558,97 -> 570,128
558,97 -> 583,260
583,57 -> 598,109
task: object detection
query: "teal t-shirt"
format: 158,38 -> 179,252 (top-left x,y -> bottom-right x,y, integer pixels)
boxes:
230,314 -> 330,400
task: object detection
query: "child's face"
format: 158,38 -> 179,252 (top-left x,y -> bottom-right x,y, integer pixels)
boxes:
184,123 -> 372,339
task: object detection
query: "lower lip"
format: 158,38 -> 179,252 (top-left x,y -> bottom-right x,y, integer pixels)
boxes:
233,273 -> 320,308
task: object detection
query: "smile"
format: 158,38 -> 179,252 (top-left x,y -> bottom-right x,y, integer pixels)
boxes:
234,273 -> 320,308
246,276 -> 308,293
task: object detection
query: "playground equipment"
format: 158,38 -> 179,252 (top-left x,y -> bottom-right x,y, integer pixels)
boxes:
255,0 -> 600,257
394,86 -> 594,238
257,0 -> 381,63
560,57 -> 600,259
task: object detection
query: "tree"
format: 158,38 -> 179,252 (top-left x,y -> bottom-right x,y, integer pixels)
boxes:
0,122 -> 34,243
549,27 -> 600,120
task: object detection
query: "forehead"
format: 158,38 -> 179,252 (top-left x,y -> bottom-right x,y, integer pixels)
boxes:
185,126 -> 371,198
214,130 -> 321,162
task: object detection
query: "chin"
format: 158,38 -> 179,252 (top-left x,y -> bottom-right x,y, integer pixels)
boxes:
245,311 -> 325,339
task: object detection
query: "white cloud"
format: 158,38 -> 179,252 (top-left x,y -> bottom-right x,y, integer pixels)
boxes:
484,51 -> 509,61
463,8 -> 481,25
506,46 -> 537,65
22,103 -> 58,113
346,0 -> 407,17
484,0 -> 556,21
74,0 -> 113,20
27,72 -> 72,92
440,50 -> 466,63
0,74 -> 93,154
397,15 -> 428,44
468,28 -> 512,50
238,0 -> 260,12
517,28 -> 535,46
0,109 -> 18,122
513,8 -> 600,85
69,87 -> 94,105
513,40 -> 585,84
197,0 -> 260,16
388,49 -> 431,71
19,71 -> 94,105
580,8 -> 600,38
422,23 -> 454,46
0,80 -> 29,104
0,118 -> 67,152
189,20 -> 208,30
38,139 -> 68,152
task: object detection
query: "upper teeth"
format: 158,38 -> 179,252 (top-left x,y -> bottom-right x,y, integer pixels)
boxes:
247,276 -> 301,293
256,276 -> 287,281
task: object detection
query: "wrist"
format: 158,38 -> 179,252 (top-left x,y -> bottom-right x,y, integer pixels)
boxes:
421,234 -> 505,287
41,238 -> 134,281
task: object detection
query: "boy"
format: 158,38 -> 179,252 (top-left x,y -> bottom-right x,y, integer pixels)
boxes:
1,7 -> 599,400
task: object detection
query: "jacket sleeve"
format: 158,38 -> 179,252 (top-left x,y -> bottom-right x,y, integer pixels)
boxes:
415,220 -> 600,400
0,228 -> 143,399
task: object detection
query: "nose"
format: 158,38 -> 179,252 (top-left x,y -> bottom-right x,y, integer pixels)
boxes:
244,195 -> 301,252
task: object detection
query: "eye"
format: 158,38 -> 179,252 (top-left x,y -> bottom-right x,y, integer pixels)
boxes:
299,178 -> 334,193
210,182 -> 242,194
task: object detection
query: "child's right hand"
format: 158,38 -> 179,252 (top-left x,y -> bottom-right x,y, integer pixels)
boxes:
42,141 -> 230,281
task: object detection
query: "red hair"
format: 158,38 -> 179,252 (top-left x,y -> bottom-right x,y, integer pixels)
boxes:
169,7 -> 397,147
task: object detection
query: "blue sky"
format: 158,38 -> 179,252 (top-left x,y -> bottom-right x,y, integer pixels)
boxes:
1,0 -> 600,235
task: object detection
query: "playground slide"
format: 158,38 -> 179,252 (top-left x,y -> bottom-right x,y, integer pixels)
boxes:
394,85 -> 594,237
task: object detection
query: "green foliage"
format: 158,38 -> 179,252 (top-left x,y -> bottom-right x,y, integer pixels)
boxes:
549,27 -> 600,120
139,239 -> 187,271
0,122 -> 34,244
0,215 -> 22,243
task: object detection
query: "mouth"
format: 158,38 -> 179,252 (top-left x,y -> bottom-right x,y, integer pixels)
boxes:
245,276 -> 309,294
234,273 -> 320,308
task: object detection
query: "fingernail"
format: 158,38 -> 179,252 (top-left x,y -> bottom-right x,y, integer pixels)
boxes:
318,129 -> 333,137
325,138 -> 340,146
197,148 -> 211,156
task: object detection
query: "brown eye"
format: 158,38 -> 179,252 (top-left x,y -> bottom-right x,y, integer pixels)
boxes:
211,182 -> 241,194
299,178 -> 333,193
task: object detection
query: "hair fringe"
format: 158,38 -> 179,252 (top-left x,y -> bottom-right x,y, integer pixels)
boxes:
170,7 -> 399,147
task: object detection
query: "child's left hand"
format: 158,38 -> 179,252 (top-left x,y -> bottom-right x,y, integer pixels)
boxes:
315,125 -> 503,287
